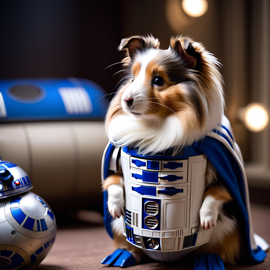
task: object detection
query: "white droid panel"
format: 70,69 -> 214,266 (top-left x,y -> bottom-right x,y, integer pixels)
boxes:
188,155 -> 207,228
164,199 -> 187,230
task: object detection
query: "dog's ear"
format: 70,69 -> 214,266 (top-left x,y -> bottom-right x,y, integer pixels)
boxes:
170,37 -> 198,69
119,35 -> 160,58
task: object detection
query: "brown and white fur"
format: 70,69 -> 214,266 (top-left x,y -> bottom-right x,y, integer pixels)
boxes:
103,35 -> 244,265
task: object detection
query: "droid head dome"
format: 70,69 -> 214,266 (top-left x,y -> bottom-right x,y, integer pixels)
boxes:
0,158 -> 33,199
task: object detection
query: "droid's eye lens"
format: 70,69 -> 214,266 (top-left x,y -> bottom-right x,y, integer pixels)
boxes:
0,169 -> 14,182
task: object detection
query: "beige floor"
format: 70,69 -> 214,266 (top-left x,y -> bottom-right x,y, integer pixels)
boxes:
35,203 -> 270,270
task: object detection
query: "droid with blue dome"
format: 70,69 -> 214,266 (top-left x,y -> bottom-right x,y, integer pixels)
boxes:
0,158 -> 56,269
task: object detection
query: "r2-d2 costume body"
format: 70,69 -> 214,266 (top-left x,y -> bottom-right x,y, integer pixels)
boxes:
120,145 -> 210,261
102,116 -> 268,268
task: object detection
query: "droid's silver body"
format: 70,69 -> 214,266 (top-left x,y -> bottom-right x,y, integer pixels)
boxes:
0,160 -> 56,269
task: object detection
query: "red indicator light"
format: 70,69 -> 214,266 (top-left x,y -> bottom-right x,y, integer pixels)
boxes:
15,180 -> 20,186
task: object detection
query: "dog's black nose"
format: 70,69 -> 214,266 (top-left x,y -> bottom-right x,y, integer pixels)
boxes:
126,98 -> 134,108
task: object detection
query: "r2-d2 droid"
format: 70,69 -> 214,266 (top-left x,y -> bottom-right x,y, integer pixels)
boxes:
102,144 -> 213,266
0,159 -> 56,269
121,146 -> 212,261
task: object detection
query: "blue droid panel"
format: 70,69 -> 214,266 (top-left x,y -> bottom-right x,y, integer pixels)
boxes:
0,78 -> 108,122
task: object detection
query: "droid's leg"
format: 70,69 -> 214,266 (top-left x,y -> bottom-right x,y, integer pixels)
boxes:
101,219 -> 144,267
102,175 -> 144,267
194,253 -> 225,270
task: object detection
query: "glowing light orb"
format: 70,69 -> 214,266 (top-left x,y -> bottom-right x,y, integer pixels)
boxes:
182,0 -> 208,17
243,103 -> 269,132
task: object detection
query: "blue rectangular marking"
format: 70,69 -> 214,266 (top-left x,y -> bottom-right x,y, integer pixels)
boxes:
30,254 -> 36,263
164,162 -> 183,170
21,177 -> 27,185
35,246 -> 44,255
142,171 -> 158,183
44,241 -> 50,249
125,225 -> 135,244
47,210 -> 54,220
40,219 -> 47,231
5,162 -> 17,168
147,160 -> 160,170
25,176 -> 30,184
23,217 -> 35,230
132,186 -> 156,196
132,159 -> 146,168
11,208 -> 26,225
37,220 -> 41,231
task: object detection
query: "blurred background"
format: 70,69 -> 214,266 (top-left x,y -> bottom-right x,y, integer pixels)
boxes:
0,0 -> 270,213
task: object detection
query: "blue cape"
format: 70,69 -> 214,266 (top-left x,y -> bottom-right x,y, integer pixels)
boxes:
102,118 -> 267,264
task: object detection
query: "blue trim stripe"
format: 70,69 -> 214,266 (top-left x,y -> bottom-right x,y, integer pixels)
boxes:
23,217 -> 35,230
35,247 -> 43,255
47,210 -> 54,220
164,162 -> 183,170
37,220 -> 41,231
11,208 -> 26,224
44,241 -> 50,249
132,159 -> 146,168
40,219 -> 47,231
25,176 -> 31,183
213,129 -> 234,150
4,162 -> 17,168
158,187 -> 183,196
221,125 -> 234,141
132,186 -> 156,196
160,175 -> 183,182
31,254 -> 36,263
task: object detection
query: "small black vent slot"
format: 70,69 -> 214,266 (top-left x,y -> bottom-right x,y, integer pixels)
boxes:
125,209 -> 132,225
182,233 -> 198,249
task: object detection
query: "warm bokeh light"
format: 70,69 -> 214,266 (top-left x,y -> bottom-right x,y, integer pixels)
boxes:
182,0 -> 208,17
243,103 -> 269,132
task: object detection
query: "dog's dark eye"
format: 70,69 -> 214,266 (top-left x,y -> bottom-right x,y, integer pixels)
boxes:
152,76 -> 164,86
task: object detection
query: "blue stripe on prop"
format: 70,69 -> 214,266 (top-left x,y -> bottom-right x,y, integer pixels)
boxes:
132,159 -> 146,168
37,220 -> 41,231
221,125 -> 234,141
11,208 -> 26,224
158,187 -> 183,196
23,217 -> 35,230
213,129 -> 234,150
147,160 -> 160,170
47,210 -> 54,220
31,254 -> 36,263
164,162 -> 183,170
132,186 -> 156,196
44,241 -> 50,249
132,171 -> 159,183
40,219 -> 48,231
35,247 -> 43,255
160,175 -> 183,182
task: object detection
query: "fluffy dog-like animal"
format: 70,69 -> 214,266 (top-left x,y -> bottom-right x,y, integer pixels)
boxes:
103,35 -> 244,265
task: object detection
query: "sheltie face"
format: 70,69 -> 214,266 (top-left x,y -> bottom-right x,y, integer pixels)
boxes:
106,35 -> 224,154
